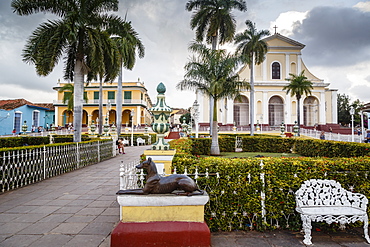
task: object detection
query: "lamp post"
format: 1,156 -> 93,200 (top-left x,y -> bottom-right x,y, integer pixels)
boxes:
131,110 -> 135,146
360,111 -> 365,142
350,106 -> 355,142
192,100 -> 199,138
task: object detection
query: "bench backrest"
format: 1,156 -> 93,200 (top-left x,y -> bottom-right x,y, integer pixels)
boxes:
295,179 -> 368,210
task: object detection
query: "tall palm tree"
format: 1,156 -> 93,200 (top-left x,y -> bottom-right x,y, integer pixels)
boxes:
283,70 -> 313,136
113,20 -> 145,135
186,0 -> 247,49
86,37 -> 121,135
177,43 -> 249,155
12,0 -> 128,142
186,0 -> 247,134
234,20 -> 270,136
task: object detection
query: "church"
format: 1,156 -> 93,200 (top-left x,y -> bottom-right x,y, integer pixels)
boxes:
196,33 -> 338,130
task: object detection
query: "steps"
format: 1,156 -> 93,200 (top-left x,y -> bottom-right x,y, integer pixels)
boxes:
165,131 -> 180,139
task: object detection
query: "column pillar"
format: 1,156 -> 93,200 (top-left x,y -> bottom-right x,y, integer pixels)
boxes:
263,92 -> 268,125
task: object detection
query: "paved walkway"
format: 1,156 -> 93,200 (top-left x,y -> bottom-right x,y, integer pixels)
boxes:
0,145 -> 369,247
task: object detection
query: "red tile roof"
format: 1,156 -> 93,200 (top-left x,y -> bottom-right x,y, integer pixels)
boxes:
0,99 -> 52,111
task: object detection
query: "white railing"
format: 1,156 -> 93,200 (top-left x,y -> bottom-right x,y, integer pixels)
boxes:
0,140 -> 114,193
53,99 -> 148,106
119,159 -> 370,231
301,129 -> 364,143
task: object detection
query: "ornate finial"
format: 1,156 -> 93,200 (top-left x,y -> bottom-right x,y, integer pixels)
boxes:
157,82 -> 166,94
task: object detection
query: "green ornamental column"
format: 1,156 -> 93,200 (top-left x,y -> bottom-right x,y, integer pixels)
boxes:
149,82 -> 172,150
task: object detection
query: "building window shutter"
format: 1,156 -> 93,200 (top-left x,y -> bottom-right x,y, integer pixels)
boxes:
124,91 -> 132,103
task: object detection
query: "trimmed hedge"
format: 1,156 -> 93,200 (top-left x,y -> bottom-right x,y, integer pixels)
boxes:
169,138 -> 370,232
190,135 -> 370,158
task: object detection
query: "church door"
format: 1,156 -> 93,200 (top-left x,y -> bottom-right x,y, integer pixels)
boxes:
233,96 -> 249,126
303,96 -> 319,126
268,96 -> 284,127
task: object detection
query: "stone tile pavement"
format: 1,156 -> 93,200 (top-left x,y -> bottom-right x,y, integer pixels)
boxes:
1,145 -> 370,247
0,145 -> 147,247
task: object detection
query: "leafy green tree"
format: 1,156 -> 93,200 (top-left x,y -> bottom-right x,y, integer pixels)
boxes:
186,0 -> 247,134
337,93 -> 351,125
177,43 -> 249,155
337,94 -> 364,127
234,20 -> 270,136
12,0 -> 129,142
283,70 -> 313,136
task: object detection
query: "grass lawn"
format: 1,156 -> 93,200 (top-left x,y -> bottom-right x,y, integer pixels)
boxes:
212,152 -> 302,158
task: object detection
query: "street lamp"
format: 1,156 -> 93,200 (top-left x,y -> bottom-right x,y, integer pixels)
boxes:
192,100 -> 199,138
350,106 -> 355,142
130,110 -> 135,146
360,111 -> 365,142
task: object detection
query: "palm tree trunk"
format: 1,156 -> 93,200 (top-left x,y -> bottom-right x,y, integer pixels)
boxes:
210,97 -> 220,155
250,55 -> 255,136
297,96 -> 301,136
98,78 -> 103,135
116,64 -> 123,135
209,35 -> 218,136
73,60 -> 84,142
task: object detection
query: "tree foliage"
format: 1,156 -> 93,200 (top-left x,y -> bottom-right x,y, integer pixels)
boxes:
337,93 -> 364,127
177,42 -> 249,155
283,70 -> 313,136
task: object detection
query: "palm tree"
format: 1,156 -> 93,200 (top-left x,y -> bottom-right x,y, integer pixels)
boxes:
177,43 -> 249,155
12,0 -> 128,142
113,20 -> 145,135
283,70 -> 313,136
186,0 -> 247,49
186,0 -> 247,134
234,20 -> 270,136
58,83 -> 88,111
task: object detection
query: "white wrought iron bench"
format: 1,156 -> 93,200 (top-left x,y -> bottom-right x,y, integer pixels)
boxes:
136,137 -> 145,146
295,179 -> 370,245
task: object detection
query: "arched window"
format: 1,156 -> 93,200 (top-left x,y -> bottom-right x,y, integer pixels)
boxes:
233,96 -> 249,126
272,62 -> 280,79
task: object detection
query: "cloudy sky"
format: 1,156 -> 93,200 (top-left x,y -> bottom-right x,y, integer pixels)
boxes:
1,0 -> 370,108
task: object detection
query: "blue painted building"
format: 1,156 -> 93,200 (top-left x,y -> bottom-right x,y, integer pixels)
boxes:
0,99 -> 54,135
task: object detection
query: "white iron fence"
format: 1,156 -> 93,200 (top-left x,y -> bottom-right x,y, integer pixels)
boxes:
119,159 -> 369,231
301,129 -> 364,143
0,140 -> 114,193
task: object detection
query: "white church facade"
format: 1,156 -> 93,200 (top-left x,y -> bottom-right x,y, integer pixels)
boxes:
196,33 -> 338,130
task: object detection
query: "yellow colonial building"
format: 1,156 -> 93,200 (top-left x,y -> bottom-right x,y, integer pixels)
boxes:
53,80 -> 153,128
197,33 -> 338,129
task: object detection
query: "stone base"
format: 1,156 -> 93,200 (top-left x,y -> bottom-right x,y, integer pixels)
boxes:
111,221 -> 210,247
143,149 -> 176,175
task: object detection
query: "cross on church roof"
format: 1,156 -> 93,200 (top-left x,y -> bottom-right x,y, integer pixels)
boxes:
273,25 -> 278,34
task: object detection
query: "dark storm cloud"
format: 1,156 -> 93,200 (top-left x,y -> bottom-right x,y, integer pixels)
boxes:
291,6 -> 370,67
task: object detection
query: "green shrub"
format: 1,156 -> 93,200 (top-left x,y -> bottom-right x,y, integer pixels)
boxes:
169,138 -> 370,232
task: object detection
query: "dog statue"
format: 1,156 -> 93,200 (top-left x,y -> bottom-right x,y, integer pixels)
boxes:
117,157 -> 204,196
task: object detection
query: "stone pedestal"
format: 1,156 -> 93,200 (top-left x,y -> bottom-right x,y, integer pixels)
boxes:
143,149 -> 176,175
111,193 -> 210,247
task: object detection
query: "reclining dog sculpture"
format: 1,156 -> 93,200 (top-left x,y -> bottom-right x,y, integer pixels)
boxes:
117,158 -> 203,196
